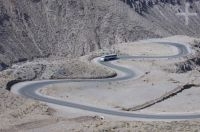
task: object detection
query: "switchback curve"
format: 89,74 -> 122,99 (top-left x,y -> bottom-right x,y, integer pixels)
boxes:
11,41 -> 198,120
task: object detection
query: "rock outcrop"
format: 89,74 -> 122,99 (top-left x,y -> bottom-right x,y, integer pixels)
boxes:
0,0 -> 200,65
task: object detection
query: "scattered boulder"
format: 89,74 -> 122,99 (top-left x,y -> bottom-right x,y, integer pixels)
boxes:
0,62 -> 8,71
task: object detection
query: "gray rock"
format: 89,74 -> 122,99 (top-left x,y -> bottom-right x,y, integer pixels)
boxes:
0,0 -> 200,65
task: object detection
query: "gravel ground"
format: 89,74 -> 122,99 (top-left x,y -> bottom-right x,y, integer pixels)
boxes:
0,50 -> 115,130
1,36 -> 200,131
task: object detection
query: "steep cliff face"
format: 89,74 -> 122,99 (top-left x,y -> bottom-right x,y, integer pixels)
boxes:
0,0 -> 200,65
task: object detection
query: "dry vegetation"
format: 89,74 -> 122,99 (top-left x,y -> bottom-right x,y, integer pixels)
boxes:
165,39 -> 200,73
0,0 -> 200,130
1,0 -> 200,66
1,37 -> 200,131
3,118 -> 200,132
0,51 -> 117,130
78,120 -> 200,132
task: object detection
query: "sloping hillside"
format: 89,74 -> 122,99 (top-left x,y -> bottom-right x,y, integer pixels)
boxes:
0,0 -> 200,66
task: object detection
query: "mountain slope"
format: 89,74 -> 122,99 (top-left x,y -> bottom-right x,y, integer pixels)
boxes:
0,0 -> 200,66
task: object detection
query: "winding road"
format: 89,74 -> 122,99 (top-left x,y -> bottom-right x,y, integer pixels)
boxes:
11,40 -> 199,120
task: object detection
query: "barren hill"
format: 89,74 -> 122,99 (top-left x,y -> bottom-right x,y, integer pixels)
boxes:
0,0 -> 200,66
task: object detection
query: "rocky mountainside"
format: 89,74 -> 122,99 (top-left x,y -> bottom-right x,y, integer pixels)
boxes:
121,0 -> 196,14
0,0 -> 200,66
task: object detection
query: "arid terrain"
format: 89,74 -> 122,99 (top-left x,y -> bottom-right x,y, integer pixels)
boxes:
1,36 -> 200,131
1,0 -> 200,131
1,0 -> 200,66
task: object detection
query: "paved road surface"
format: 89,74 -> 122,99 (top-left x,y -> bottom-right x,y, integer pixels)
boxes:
12,41 -> 200,120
